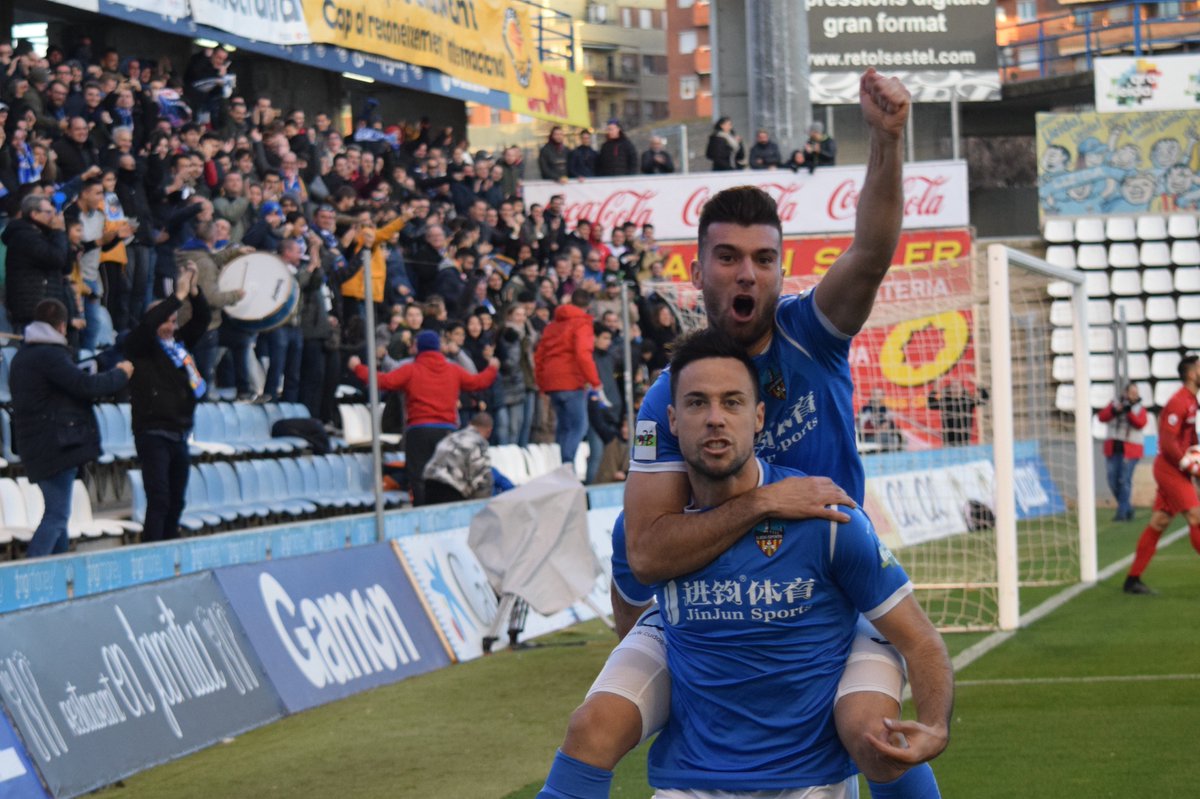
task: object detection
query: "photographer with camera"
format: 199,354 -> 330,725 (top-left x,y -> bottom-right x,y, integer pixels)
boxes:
1099,383 -> 1148,522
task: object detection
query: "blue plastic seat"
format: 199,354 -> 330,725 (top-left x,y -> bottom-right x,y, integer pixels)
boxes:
329,454 -> 372,507
127,470 -> 147,527
93,405 -> 116,465
215,461 -> 269,519
0,410 -> 20,464
312,456 -> 352,509
0,346 -> 18,404
182,466 -> 222,531
198,463 -> 240,523
254,459 -> 314,516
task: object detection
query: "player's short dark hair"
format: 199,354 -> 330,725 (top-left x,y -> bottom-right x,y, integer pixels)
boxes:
34,298 -> 68,328
669,328 -> 760,404
697,186 -> 782,255
1179,354 -> 1199,381
571,288 -> 592,308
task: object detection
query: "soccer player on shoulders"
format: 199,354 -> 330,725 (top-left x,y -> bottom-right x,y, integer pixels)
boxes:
645,330 -> 950,796
1124,354 -> 1200,594
538,70 -> 946,798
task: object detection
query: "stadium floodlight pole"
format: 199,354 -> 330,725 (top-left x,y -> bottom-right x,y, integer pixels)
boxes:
621,280 -> 635,440
362,294 -> 387,542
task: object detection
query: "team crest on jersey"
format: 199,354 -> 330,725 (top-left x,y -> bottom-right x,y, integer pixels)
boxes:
754,520 -> 785,557
633,420 -> 658,460
762,366 -> 786,400
878,540 -> 899,568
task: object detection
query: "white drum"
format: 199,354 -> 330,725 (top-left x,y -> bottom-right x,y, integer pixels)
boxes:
218,252 -> 299,333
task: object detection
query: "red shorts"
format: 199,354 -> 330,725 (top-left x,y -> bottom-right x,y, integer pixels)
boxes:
1153,457 -> 1200,516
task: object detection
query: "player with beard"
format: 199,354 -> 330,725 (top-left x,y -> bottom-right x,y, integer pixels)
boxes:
538,70 -> 947,799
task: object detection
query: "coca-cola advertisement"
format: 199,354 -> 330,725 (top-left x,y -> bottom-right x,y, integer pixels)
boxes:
524,161 -> 968,242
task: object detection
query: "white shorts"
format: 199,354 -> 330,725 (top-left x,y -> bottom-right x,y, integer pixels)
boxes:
585,609 -> 904,742
653,777 -> 859,799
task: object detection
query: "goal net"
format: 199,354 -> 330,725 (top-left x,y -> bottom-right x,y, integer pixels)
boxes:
645,244 -> 1096,632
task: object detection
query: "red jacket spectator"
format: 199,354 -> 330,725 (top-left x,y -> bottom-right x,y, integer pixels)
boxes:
535,301 -> 602,392
354,350 -> 497,427
1098,392 -> 1148,459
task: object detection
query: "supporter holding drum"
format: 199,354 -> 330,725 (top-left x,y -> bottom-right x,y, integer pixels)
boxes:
124,261 -> 208,542
10,299 -> 133,557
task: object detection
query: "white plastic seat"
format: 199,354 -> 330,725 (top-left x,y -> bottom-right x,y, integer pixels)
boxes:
1074,217 -> 1106,243
1044,245 -> 1077,270
1142,269 -> 1175,295
1181,323 -> 1200,349
1088,326 -> 1114,353
1076,244 -> 1108,270
1108,242 -> 1141,269
1139,241 -> 1171,267
1047,280 -> 1074,298
1051,328 -> 1074,355
1151,352 -> 1180,379
1167,213 -> 1199,239
1052,355 -> 1075,383
1137,215 -> 1168,241
1174,267 -> 1200,293
1084,272 -> 1109,297
1148,324 -> 1181,350
1179,296 -> 1200,320
1112,298 -> 1145,323
1171,240 -> 1200,267
1145,296 -> 1177,321
1123,326 -> 1148,352
1087,301 -> 1112,325
1043,217 -> 1075,243
1127,353 -> 1150,380
1089,383 -> 1113,409
1156,380 -> 1182,407
1055,383 -> 1075,412
1109,271 -> 1143,297
0,477 -> 33,544
1050,300 -> 1074,328
1106,216 -> 1138,242
1088,354 -> 1115,382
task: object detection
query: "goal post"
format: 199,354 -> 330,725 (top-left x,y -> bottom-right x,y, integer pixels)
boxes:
642,243 -> 1097,633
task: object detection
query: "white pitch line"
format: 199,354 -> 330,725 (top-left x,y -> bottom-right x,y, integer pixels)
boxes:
956,673 -> 1200,688
949,525 -> 1191,675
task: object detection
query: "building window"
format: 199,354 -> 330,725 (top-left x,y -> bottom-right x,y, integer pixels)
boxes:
1015,0 -> 1036,20
639,8 -> 652,27
621,7 -> 631,26
1157,1 -> 1182,15
678,0 -> 695,7
588,3 -> 609,23
642,54 -> 668,74
678,30 -> 698,54
1017,45 -> 1039,70
680,75 -> 698,100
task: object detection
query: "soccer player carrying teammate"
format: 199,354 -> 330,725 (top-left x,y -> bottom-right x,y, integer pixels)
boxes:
631,329 -> 950,795
538,70 -> 947,798
1124,354 -> 1200,594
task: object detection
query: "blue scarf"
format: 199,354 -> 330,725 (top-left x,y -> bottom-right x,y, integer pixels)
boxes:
16,143 -> 41,185
158,338 -> 206,399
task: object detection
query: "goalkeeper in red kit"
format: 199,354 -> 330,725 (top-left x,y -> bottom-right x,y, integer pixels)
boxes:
1125,354 -> 1200,594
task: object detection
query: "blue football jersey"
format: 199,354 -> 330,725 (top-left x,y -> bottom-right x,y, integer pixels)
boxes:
611,512 -> 654,606
647,461 -> 912,791
629,290 -> 864,503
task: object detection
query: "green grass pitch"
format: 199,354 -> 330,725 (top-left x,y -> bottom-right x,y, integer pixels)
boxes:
97,510 -> 1200,798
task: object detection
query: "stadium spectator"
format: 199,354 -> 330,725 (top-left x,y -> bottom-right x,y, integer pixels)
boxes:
585,323 -> 622,483
422,413 -> 495,504
567,129 -> 597,178
494,303 -> 536,446
534,288 -> 602,467
124,262 -> 208,542
3,193 -> 71,331
1098,383 -> 1147,522
706,116 -> 745,171
928,380 -> 988,447
174,218 -> 248,394
639,136 -> 675,175
350,329 -> 498,506
790,121 -> 838,173
538,126 -> 569,182
51,117 -> 99,181
748,128 -> 782,170
858,387 -> 903,452
9,298 -> 132,557
595,119 -> 638,177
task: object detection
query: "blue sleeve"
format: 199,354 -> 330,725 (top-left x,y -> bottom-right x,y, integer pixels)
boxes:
628,369 -> 684,473
829,508 -> 912,620
610,512 -> 656,606
776,292 -> 852,369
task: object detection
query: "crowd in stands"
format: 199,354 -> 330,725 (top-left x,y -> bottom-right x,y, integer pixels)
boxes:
0,36 -> 693,537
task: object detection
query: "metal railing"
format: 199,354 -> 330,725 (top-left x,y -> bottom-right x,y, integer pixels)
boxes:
998,0 -> 1200,81
520,0 -> 576,72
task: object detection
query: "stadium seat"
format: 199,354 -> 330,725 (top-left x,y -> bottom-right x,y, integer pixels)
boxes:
182,467 -> 221,531
1047,327 -> 1072,355
1047,280 -> 1073,299
1151,352 -> 1180,379
1049,301 -> 1074,328
70,481 -> 135,539
311,456 -> 352,508
1179,296 -> 1200,320
16,478 -> 80,543
197,464 -> 240,524
326,454 -> 373,507
257,459 -> 317,516
1155,380 -> 1183,407
1174,267 -> 1200,293
1054,383 -> 1075,413
1136,215 -> 1168,241
1109,271 -> 1141,297
1087,300 -> 1112,325
0,478 -> 34,545
338,404 -> 369,446
1145,297 -> 1177,322
1044,245 -> 1076,270
1171,240 -> 1200,267
1167,213 -> 1199,240
1106,243 -> 1139,270
1088,354 -> 1114,382
1043,218 -> 1075,243
92,406 -> 116,466
574,443 -> 590,481
191,404 -> 239,456
1142,269 -> 1175,295
1075,244 -> 1108,270
0,346 -> 18,404
0,409 -> 20,464
1052,355 -> 1075,383
215,461 -> 269,519
1084,272 -> 1109,298
1148,324 -> 1181,350
1127,353 -> 1150,381
1111,298 -> 1145,324
127,471 -> 147,530
1124,326 -> 1148,352
1088,326 -> 1114,353
1181,323 -> 1200,349
1139,241 -> 1171,268
1088,383 -> 1112,409
1105,216 -> 1137,241
1074,217 -> 1106,243
235,404 -> 294,453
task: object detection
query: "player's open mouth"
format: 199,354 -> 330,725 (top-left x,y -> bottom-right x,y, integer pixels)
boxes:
731,295 -> 755,321
702,439 -> 732,454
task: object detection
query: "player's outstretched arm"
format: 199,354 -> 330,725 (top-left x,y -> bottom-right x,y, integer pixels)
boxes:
814,69 -> 910,336
864,595 -> 953,767
624,470 -> 854,584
